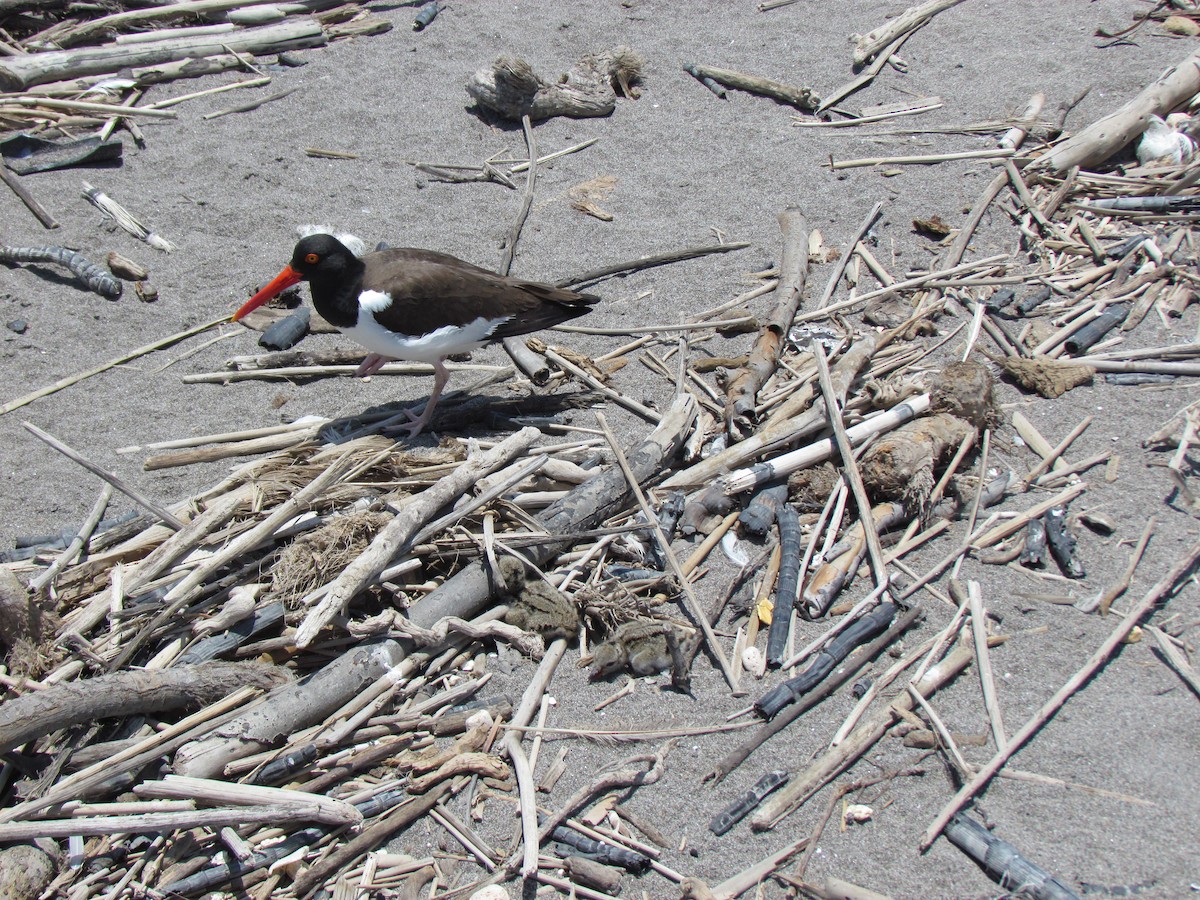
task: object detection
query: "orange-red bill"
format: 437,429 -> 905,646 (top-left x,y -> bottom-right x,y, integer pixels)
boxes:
231,265 -> 303,321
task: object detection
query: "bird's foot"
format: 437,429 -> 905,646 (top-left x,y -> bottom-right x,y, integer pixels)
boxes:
355,353 -> 390,377
397,403 -> 433,438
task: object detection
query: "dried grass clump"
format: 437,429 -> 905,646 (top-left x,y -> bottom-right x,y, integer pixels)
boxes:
269,509 -> 392,608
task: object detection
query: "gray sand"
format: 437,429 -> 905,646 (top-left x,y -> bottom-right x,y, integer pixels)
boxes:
1,2 -> 1198,897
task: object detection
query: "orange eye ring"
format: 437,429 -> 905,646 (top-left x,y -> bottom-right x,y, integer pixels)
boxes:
304,252 -> 319,264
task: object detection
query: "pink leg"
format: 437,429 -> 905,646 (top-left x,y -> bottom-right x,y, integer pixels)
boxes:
401,359 -> 450,437
355,353 -> 390,377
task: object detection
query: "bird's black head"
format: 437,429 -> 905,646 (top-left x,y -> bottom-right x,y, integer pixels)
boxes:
289,233 -> 357,281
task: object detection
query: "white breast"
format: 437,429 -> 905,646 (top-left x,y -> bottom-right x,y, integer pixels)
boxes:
344,290 -> 508,364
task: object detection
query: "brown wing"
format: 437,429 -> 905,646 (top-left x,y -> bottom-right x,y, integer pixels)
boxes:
362,249 -> 598,337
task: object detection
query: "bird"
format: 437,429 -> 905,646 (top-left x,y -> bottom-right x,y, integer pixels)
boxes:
1136,113 -> 1197,166
233,233 -> 599,435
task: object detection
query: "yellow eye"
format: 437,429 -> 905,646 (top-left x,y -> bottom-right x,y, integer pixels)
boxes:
304,252 -> 319,264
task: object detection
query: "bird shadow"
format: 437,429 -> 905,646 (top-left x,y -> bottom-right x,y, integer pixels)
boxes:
318,389 -> 602,444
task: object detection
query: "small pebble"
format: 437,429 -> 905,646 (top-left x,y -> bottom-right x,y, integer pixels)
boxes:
6,319 -> 27,334
844,804 -> 874,824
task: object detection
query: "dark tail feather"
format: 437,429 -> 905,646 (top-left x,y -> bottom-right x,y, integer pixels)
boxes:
490,284 -> 600,339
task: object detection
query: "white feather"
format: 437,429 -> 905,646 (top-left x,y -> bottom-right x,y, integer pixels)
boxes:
1137,114 -> 1196,165
346,293 -> 507,364
295,224 -> 369,258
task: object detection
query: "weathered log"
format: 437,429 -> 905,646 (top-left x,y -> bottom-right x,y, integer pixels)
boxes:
0,20 -> 325,91
852,0 -> 967,66
683,63 -> 819,110
1033,45 -> 1200,173
172,640 -> 403,778
0,662 -> 289,754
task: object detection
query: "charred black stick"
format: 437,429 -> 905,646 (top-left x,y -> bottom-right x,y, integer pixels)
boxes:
765,503 -> 802,667
945,813 -> 1082,900
738,483 -> 788,538
0,245 -> 120,297
705,603 -> 922,783
709,770 -> 788,835
1063,303 -> 1129,355
546,819 -> 652,873
755,602 -> 897,719
412,0 -> 439,30
649,491 -> 687,570
683,63 -> 727,98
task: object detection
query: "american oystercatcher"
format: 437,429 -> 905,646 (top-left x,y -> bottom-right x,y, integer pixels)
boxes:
233,233 -> 599,435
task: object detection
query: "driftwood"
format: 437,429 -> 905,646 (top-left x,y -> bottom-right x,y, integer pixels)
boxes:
0,20 -> 325,91
852,0 -> 967,65
0,662 -> 289,754
172,640 -> 404,778
725,208 -> 810,437
407,394 -> 697,628
682,63 -> 819,111
1035,45 -> 1200,173
294,427 -> 542,646
466,48 -> 642,121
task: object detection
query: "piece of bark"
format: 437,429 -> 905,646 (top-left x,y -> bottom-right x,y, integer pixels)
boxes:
0,662 -> 289,754
0,21 -> 325,91
0,568 -> 57,665
1033,45 -> 1200,173
407,395 -> 697,629
724,208 -> 810,438
172,640 -> 403,778
998,356 -> 1095,399
467,48 -> 642,121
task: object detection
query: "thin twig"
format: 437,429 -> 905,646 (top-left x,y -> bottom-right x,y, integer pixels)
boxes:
920,541 -> 1200,849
